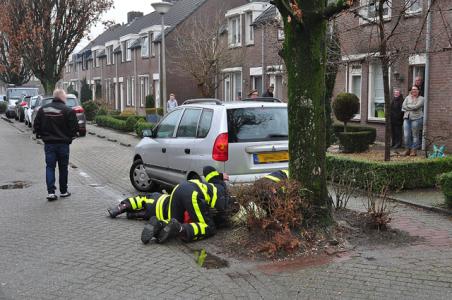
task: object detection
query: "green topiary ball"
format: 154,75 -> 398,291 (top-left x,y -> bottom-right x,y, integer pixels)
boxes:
332,93 -> 360,128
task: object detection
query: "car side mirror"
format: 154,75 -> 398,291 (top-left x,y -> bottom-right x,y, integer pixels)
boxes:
142,129 -> 154,138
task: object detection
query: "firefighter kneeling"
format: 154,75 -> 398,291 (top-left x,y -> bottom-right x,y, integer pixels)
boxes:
141,166 -> 230,244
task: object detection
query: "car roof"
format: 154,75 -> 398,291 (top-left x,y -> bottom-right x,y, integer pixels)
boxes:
181,100 -> 287,110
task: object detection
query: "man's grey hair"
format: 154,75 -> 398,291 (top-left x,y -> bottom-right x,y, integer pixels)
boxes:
53,89 -> 67,101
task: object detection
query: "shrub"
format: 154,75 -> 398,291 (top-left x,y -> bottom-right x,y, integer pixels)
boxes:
82,101 -> 100,121
109,110 -> 121,116
96,106 -> 108,116
0,101 -> 7,113
338,131 -> 373,153
333,123 -> 376,145
145,95 -> 154,108
67,84 -> 78,97
80,78 -> 92,103
125,116 -> 139,132
95,115 -> 128,131
111,115 -> 146,122
145,107 -> 164,116
327,154 -> 452,192
135,120 -> 155,137
332,93 -> 360,131
120,108 -> 136,117
437,172 -> 452,208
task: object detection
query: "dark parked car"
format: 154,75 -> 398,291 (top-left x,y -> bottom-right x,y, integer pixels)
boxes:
4,87 -> 39,118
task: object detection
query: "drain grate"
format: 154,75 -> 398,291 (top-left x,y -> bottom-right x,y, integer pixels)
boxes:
0,181 -> 32,190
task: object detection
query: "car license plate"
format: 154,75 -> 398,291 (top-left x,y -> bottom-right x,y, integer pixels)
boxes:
253,151 -> 289,164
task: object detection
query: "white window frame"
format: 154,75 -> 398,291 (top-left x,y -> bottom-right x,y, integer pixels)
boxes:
347,63 -> 363,120
121,42 -> 126,62
405,0 -> 423,15
223,71 -> 242,101
359,0 -> 392,25
277,29 -> 285,41
131,77 -> 135,106
141,35 -> 149,58
245,12 -> 254,45
228,16 -> 241,47
94,51 -> 100,68
126,78 -> 131,106
126,40 -> 132,62
368,62 -> 391,121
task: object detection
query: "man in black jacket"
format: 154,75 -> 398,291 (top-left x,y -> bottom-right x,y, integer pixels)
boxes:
34,89 -> 78,201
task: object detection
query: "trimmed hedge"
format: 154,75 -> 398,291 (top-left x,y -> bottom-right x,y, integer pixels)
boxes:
95,115 -> 128,132
135,120 -> 155,138
145,108 -> 164,116
112,115 -> 146,122
333,123 -> 377,145
327,154 -> 452,192
0,101 -> 7,113
338,131 -> 372,153
437,172 -> 452,208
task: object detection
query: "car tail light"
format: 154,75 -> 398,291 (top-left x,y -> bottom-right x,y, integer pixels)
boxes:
72,106 -> 84,113
212,133 -> 228,161
20,101 -> 27,107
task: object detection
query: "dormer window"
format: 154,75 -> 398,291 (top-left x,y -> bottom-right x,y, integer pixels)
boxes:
359,0 -> 391,24
229,16 -> 241,47
245,12 -> 254,45
126,40 -> 132,61
405,0 -> 422,15
141,35 -> 149,57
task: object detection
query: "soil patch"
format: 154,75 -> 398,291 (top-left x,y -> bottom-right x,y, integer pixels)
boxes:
329,143 -> 426,162
211,209 -> 422,262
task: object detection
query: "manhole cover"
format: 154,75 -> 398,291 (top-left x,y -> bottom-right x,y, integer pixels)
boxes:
0,181 -> 32,190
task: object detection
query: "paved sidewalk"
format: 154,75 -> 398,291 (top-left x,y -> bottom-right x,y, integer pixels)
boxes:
2,119 -> 452,299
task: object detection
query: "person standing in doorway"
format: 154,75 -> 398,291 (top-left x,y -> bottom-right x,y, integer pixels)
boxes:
402,86 -> 424,156
167,93 -> 178,112
34,89 -> 78,201
390,89 -> 404,149
414,76 -> 424,97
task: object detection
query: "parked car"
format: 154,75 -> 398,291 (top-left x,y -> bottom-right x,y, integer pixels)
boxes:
31,95 -> 86,137
4,87 -> 39,119
130,99 -> 288,192
66,94 -> 86,137
25,96 -> 40,127
15,95 -> 32,122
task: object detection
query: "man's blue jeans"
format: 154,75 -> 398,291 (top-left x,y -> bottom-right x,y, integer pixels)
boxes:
403,118 -> 423,150
44,144 -> 70,194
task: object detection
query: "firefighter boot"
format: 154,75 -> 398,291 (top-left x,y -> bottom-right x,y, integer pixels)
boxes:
107,203 -> 128,218
157,218 -> 183,244
141,217 -> 165,245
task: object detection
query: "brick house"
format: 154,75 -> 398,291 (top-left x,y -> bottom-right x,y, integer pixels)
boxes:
218,1 -> 288,101
60,0 -> 247,114
333,0 -> 452,149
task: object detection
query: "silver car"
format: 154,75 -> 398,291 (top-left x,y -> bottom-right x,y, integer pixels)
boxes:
130,99 -> 288,192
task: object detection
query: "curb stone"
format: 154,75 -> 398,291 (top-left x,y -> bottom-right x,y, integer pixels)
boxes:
388,195 -> 452,216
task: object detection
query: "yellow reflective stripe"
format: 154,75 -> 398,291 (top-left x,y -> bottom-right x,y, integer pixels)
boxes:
198,223 -> 207,235
282,170 -> 289,178
143,198 -> 155,204
128,197 -> 137,210
168,185 -> 179,220
190,180 -> 210,203
135,196 -> 144,209
191,191 -> 206,224
190,223 -> 199,236
205,171 -> 220,183
156,194 -> 168,221
264,175 -> 281,183
210,184 -> 217,209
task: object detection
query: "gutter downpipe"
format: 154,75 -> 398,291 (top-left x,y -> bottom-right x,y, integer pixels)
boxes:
422,0 -> 432,150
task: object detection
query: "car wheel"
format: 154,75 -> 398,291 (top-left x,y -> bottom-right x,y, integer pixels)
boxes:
78,131 -> 86,137
130,159 -> 155,192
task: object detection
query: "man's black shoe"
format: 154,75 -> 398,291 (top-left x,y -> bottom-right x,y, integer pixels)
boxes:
127,211 -> 147,220
60,192 -> 71,198
157,218 -> 182,244
47,194 -> 58,201
107,203 -> 128,218
141,217 -> 164,244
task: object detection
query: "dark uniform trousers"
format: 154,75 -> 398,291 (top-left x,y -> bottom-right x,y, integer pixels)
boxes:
164,180 -> 228,242
119,192 -> 170,220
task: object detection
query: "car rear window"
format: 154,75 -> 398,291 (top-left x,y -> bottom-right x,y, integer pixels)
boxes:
66,98 -> 79,108
227,107 -> 288,143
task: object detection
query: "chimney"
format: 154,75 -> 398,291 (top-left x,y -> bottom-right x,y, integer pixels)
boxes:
127,11 -> 143,23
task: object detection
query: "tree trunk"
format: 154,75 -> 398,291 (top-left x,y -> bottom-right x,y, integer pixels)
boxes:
276,1 -> 332,225
39,77 -> 58,95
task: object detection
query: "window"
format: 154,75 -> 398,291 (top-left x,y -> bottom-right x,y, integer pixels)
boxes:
406,0 -> 422,15
126,40 -> 132,61
347,64 -> 362,118
140,76 -> 150,107
127,78 -> 131,106
359,0 -> 391,23
277,29 -> 285,41
151,34 -> 156,57
176,109 -> 202,138
245,12 -> 254,45
155,109 -> 183,138
251,76 -> 263,94
223,72 -> 242,101
227,107 -> 288,143
94,51 -> 100,67
121,42 -> 126,62
368,62 -> 390,119
197,109 -> 214,138
141,35 -> 149,57
229,16 -> 241,47
131,78 -> 135,106
107,46 -> 112,65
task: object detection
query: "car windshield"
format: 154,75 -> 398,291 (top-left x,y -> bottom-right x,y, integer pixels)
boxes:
227,107 -> 288,143
66,97 -> 79,108
7,88 -> 39,99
